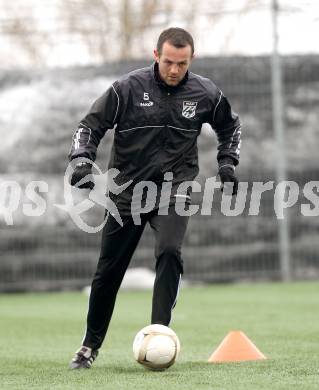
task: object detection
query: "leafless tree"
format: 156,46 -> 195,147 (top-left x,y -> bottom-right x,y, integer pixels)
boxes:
0,0 -> 263,65
60,0 -> 111,62
0,1 -> 51,66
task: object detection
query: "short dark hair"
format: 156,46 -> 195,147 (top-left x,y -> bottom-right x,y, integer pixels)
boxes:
157,27 -> 194,56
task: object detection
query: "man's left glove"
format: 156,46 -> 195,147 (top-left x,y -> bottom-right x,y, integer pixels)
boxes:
218,159 -> 238,195
70,162 -> 95,190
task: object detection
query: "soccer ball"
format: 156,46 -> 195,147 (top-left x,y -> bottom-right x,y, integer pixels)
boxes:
133,324 -> 181,370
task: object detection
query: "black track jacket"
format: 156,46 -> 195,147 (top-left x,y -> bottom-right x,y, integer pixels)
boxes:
69,62 -> 241,215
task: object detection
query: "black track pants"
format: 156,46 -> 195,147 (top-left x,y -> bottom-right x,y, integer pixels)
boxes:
82,206 -> 189,350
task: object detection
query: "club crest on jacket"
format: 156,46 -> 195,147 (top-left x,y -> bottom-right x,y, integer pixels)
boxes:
182,101 -> 198,119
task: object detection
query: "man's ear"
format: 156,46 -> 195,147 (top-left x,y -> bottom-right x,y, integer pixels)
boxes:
153,49 -> 160,63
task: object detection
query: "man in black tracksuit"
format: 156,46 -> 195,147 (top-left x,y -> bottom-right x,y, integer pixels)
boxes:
69,27 -> 241,369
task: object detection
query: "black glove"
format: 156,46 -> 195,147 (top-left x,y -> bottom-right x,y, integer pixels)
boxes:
70,162 -> 94,189
218,160 -> 238,195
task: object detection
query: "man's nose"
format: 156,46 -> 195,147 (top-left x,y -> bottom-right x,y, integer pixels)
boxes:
170,64 -> 179,74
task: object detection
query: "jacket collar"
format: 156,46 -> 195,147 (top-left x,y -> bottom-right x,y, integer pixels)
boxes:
151,62 -> 189,92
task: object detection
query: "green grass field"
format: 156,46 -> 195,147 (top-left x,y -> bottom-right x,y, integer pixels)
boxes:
1,282 -> 318,390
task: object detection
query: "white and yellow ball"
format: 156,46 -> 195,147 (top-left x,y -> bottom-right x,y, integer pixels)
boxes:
133,324 -> 181,370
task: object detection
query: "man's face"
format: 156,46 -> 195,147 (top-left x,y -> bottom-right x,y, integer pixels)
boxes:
154,41 -> 193,86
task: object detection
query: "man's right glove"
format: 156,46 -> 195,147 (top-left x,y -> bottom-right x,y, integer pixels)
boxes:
218,160 -> 238,196
70,162 -> 95,190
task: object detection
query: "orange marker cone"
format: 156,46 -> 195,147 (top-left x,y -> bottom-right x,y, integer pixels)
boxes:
208,331 -> 267,363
